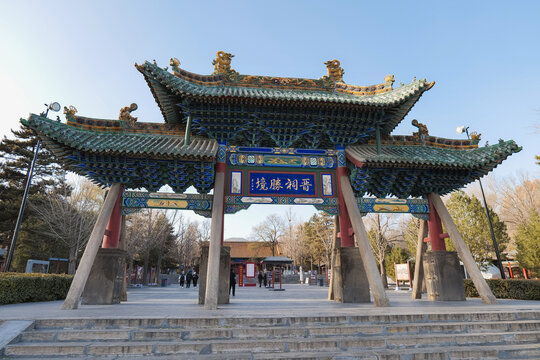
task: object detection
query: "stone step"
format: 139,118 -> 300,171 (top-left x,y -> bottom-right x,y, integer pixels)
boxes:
6,331 -> 540,357
5,343 -> 540,360
19,319 -> 540,343
30,311 -> 540,330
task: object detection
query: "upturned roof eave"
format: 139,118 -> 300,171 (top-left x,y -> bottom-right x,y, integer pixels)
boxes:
136,61 -> 433,128
21,114 -> 218,161
345,141 -> 521,173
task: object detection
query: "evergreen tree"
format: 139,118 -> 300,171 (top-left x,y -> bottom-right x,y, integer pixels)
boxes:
302,213 -> 334,270
445,191 -> 510,264
0,123 -> 65,270
384,246 -> 410,281
515,210 -> 540,277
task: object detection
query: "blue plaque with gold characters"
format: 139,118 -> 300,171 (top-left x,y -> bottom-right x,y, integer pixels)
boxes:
249,172 -> 316,196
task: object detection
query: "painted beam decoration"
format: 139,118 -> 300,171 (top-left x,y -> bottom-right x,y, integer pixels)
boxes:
121,191 -> 212,215
122,190 -> 428,218
357,197 -> 429,220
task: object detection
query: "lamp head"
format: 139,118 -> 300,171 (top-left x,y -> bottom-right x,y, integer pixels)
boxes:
48,102 -> 61,112
456,126 -> 466,134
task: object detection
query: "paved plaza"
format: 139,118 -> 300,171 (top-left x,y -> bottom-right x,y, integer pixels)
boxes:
2,283 -> 540,321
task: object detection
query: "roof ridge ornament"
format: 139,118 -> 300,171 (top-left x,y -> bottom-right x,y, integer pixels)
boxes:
170,57 -> 181,75
384,74 -> 395,85
119,103 -> 138,127
212,51 -> 237,75
411,119 -> 429,145
471,132 -> 481,145
63,105 -> 77,121
323,59 -> 344,83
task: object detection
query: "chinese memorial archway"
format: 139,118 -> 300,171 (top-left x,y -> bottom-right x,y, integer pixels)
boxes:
22,52 -> 520,310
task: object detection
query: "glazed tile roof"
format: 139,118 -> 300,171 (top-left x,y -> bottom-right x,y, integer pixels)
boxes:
21,114 -> 218,160
346,140 -> 521,173
136,61 -> 433,132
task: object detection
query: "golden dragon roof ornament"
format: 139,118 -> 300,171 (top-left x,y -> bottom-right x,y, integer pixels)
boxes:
323,59 -> 344,83
212,51 -> 236,75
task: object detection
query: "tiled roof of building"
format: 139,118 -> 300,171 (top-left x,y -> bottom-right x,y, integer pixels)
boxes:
224,241 -> 276,259
22,114 -> 218,161
136,61 -> 433,134
345,140 -> 520,172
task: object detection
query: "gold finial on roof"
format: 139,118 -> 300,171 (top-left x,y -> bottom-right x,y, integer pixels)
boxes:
324,59 -> 344,83
119,103 -> 138,127
384,74 -> 395,84
212,51 -> 235,75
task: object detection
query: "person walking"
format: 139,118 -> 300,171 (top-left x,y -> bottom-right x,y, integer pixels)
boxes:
192,272 -> 199,287
258,271 -> 263,287
186,270 -> 193,288
263,270 -> 268,288
229,268 -> 236,296
179,271 -> 185,288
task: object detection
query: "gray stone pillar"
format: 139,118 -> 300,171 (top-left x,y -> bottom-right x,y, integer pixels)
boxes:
411,220 -> 428,300
199,245 -> 231,305
430,193 -> 497,304
423,251 -> 465,301
340,175 -> 390,307
81,248 -> 126,305
334,247 -> 370,303
62,183 -> 123,310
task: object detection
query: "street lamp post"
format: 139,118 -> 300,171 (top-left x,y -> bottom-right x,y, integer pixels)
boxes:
3,102 -> 61,272
456,126 -> 506,279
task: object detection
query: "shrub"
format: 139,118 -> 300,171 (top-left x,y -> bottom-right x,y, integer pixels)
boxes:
0,273 -> 73,305
464,279 -> 540,300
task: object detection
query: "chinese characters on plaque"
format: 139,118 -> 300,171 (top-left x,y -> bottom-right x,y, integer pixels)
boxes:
249,172 -> 316,196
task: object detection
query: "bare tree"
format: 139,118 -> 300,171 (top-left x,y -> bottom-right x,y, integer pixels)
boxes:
366,213 -> 400,288
127,209 -> 172,284
29,177 -> 103,274
489,175 -> 540,239
175,217 -> 200,268
279,208 -> 305,267
252,214 -> 284,256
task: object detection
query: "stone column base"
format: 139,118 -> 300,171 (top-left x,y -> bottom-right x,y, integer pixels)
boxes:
334,247 -> 370,303
81,248 -> 126,305
423,251 -> 465,301
198,245 -> 231,305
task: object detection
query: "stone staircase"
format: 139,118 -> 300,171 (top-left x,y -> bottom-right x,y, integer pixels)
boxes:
2,311 -> 540,359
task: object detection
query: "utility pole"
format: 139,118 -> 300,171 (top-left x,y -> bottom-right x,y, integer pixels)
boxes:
456,126 -> 505,279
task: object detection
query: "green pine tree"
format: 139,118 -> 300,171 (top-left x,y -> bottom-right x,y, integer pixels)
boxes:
445,191 -> 510,265
515,210 -> 540,277
0,124 -> 65,271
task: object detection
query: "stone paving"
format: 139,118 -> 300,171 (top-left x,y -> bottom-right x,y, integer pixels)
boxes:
2,283 -> 540,320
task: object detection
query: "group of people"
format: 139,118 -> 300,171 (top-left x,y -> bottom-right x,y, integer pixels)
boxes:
228,269 -> 270,297
178,269 -> 198,288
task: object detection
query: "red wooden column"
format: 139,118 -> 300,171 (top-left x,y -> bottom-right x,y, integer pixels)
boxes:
427,193 -> 447,251
336,148 -> 354,247
102,186 -> 124,248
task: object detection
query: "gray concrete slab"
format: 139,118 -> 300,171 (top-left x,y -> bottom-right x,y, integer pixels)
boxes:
1,284 -> 540,321
0,320 -> 33,354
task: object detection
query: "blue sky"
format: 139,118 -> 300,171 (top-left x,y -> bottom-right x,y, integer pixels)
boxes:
1,1 -> 539,238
